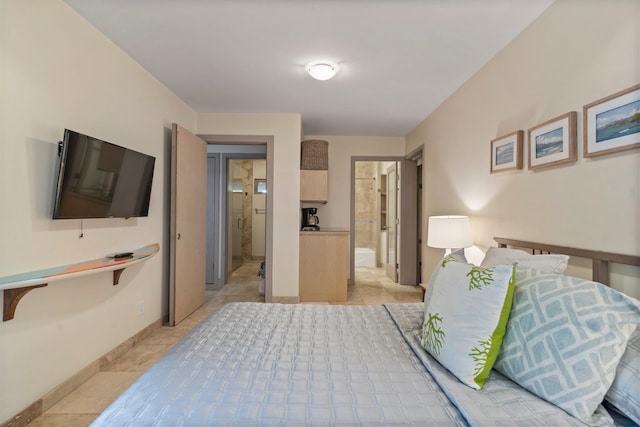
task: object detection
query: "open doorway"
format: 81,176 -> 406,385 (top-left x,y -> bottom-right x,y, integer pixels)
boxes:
201,141 -> 268,296
352,161 -> 398,280
227,158 -> 267,274
350,156 -> 419,287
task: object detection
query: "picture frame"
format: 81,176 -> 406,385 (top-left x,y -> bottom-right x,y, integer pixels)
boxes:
254,179 -> 267,194
528,111 -> 577,170
583,84 -> 640,158
490,130 -> 523,173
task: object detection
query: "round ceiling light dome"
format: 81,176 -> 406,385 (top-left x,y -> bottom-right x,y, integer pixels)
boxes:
306,61 -> 338,81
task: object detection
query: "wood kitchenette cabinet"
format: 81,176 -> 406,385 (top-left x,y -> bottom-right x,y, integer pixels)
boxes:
299,229 -> 348,302
300,170 -> 328,203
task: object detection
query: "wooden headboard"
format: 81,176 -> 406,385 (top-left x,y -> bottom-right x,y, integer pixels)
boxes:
494,237 -> 640,286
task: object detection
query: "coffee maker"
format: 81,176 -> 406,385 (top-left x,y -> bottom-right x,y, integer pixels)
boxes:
301,207 -> 320,231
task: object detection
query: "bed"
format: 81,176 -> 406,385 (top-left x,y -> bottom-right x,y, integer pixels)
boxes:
91,238 -> 640,426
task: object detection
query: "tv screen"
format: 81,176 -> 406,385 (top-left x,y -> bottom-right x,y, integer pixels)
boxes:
52,129 -> 155,219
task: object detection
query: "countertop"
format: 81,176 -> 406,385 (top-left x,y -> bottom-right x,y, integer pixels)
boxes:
300,228 -> 349,235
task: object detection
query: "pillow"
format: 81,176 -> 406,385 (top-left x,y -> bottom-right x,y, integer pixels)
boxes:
605,328 -> 640,424
494,267 -> 640,425
481,246 -> 569,274
424,249 -> 467,307
420,260 -> 515,390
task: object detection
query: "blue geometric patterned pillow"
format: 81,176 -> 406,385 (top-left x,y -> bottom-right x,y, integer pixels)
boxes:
605,328 -> 640,424
494,267 -> 640,425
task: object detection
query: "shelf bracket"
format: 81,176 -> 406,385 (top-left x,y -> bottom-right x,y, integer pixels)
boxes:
113,268 -> 125,286
2,268 -> 126,321
3,284 -> 48,321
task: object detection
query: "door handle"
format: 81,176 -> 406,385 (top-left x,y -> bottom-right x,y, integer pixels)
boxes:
177,233 -> 181,240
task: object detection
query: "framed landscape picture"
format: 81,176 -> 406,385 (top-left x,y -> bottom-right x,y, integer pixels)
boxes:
528,111 -> 577,170
490,130 -> 523,173
583,84 -> 640,158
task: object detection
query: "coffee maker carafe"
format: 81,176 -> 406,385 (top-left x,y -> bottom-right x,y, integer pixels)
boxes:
301,207 -> 320,231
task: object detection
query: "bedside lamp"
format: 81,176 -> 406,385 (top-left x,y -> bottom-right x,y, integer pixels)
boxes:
427,215 -> 473,255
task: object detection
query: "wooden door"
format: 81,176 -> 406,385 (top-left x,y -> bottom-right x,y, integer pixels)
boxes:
170,124 -> 207,325
398,159 -> 418,285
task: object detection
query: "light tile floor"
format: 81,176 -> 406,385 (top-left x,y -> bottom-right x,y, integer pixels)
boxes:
26,262 -> 422,427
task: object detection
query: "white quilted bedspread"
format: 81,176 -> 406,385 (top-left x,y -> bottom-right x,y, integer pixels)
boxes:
91,303 -> 466,426
92,302 -> 630,426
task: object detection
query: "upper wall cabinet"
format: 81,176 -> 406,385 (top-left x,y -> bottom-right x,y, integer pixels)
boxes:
300,170 -> 328,203
300,139 -> 329,203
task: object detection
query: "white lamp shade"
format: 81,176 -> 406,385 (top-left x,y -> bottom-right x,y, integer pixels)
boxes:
427,215 -> 473,250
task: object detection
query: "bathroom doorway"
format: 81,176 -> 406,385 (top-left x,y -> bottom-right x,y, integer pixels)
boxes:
353,161 -> 396,275
204,143 -> 267,287
227,158 -> 267,274
350,156 -> 418,286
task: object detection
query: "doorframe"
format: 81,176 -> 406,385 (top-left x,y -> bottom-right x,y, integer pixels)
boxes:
199,134 -> 274,302
206,153 -> 220,285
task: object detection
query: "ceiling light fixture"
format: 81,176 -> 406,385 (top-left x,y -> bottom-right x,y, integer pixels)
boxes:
306,61 -> 338,81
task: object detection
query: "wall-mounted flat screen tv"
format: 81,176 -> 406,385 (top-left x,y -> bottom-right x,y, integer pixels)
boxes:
52,129 -> 155,219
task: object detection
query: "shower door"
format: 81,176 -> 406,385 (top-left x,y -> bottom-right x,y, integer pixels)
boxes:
230,181 -> 244,272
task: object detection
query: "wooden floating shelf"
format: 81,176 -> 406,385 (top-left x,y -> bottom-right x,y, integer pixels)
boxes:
0,243 -> 159,321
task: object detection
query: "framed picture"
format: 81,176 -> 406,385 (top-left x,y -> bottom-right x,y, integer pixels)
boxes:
528,111 -> 577,170
254,179 -> 267,194
583,84 -> 640,158
490,130 -> 523,173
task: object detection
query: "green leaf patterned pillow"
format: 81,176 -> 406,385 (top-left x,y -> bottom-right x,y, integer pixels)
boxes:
420,261 -> 515,390
424,249 -> 468,308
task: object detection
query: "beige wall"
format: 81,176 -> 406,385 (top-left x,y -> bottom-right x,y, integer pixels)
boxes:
302,135 -> 406,229
197,113 -> 302,299
0,0 -> 196,422
407,0 -> 640,298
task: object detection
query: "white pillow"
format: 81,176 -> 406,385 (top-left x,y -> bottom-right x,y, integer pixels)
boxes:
481,246 -> 569,274
420,260 -> 515,390
494,267 -> 640,425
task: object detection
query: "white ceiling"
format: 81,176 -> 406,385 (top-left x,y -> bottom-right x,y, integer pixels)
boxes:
64,0 -> 554,136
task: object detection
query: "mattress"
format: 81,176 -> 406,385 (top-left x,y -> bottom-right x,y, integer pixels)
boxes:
91,303 -> 626,426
